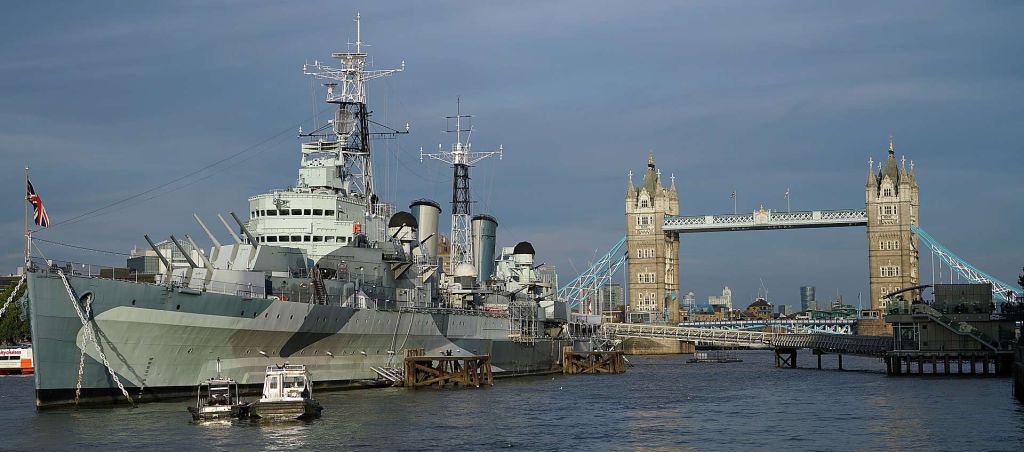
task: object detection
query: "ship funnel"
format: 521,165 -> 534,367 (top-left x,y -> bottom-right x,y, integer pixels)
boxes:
471,214 -> 498,283
410,199 -> 441,259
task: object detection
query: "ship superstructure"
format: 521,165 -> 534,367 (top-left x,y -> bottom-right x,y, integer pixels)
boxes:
23,14 -> 589,408
247,13 -> 405,259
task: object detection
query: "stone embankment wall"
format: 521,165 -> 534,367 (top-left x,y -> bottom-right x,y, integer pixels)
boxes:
620,337 -> 695,355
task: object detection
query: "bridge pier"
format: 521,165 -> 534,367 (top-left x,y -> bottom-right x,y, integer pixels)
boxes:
775,348 -> 797,368
885,353 -> 1013,377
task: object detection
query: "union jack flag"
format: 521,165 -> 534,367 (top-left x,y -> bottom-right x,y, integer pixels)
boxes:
730,191 -> 736,199
26,180 -> 49,228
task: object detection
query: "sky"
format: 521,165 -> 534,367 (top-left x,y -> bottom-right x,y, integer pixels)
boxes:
1,1 -> 1022,309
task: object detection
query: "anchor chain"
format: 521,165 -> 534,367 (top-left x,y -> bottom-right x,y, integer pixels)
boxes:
0,274 -> 25,319
56,269 -> 135,406
74,294 -> 92,406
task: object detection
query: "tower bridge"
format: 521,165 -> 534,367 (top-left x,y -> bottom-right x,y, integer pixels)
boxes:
619,138 -> 920,328
559,137 -> 1022,332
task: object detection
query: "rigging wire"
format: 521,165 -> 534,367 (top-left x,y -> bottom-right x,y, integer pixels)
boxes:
32,238 -> 130,256
40,107 -> 331,232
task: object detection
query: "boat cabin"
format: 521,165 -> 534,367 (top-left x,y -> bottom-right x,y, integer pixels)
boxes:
198,378 -> 240,406
261,364 -> 313,402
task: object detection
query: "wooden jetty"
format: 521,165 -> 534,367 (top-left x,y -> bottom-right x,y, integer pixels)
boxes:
402,349 -> 493,389
562,347 -> 626,374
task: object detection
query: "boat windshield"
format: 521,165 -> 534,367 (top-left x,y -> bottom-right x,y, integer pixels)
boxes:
283,375 -> 307,398
208,386 -> 232,404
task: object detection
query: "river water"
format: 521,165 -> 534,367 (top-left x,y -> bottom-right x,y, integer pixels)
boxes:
1,351 -> 1022,451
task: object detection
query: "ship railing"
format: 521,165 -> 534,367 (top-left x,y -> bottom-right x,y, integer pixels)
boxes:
159,274 -> 268,298
399,306 -> 509,318
29,257 -> 153,284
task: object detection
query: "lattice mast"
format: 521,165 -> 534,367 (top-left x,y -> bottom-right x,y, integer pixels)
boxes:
302,13 -> 404,204
420,100 -> 503,274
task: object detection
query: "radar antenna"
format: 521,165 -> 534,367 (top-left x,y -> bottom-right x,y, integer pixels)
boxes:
419,99 -> 503,275
300,13 -> 405,204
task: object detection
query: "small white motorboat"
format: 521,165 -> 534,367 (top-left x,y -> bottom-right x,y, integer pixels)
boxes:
188,377 -> 249,422
249,364 -> 322,421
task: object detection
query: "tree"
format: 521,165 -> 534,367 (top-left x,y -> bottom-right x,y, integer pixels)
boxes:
0,281 -> 30,345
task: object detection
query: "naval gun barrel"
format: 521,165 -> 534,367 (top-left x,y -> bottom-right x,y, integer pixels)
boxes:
184,235 -> 212,268
216,214 -> 242,244
169,235 -> 199,269
229,211 -> 259,246
143,234 -> 172,273
193,213 -> 222,249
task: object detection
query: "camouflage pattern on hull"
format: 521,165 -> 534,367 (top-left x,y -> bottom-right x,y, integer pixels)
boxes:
28,273 -> 570,408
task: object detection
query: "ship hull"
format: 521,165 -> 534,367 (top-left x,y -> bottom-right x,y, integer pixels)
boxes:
28,272 -> 571,408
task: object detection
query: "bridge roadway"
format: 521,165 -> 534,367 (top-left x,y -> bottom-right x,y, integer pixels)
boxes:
601,323 -> 892,356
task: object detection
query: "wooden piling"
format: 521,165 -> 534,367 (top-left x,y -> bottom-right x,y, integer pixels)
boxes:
562,347 -> 626,374
402,348 -> 493,389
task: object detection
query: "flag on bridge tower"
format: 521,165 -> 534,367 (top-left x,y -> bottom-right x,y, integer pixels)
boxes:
730,191 -> 736,199
26,179 -> 49,228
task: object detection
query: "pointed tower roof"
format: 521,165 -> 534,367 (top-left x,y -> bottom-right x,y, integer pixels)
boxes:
626,169 -> 636,197
878,135 -> 900,185
866,157 -> 876,187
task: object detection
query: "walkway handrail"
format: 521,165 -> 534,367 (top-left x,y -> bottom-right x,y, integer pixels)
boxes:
601,323 -> 892,355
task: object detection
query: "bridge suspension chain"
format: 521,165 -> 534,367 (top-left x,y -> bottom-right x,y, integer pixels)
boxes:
0,274 -> 25,319
911,225 -> 1021,303
56,269 -> 135,407
558,236 -> 627,309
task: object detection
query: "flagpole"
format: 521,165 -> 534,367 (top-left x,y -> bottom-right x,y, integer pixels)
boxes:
733,192 -> 737,215
24,165 -> 30,267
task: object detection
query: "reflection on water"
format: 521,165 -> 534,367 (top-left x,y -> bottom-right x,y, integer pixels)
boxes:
1,351 -> 1022,451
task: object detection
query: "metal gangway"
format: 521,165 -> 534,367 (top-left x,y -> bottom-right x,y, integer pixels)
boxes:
678,319 -> 856,335
601,323 -> 892,356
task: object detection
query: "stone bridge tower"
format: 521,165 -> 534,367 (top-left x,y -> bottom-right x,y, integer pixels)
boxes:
865,137 -> 920,313
626,154 -> 680,323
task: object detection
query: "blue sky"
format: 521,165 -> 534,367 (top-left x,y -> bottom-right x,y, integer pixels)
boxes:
2,1 -> 1022,308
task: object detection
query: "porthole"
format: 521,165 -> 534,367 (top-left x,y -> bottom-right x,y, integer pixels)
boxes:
290,315 -> 293,320
176,304 -> 180,310
241,311 -> 245,316
131,299 -> 136,306
253,312 -> 257,318
265,313 -> 268,318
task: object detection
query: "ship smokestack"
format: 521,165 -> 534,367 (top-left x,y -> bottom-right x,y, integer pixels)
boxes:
471,214 -> 498,283
410,199 -> 441,261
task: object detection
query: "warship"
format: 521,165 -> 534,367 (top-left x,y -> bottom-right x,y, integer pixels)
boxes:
25,15 -> 591,408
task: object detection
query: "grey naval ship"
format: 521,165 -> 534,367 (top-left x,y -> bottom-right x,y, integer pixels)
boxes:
26,16 -> 592,408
